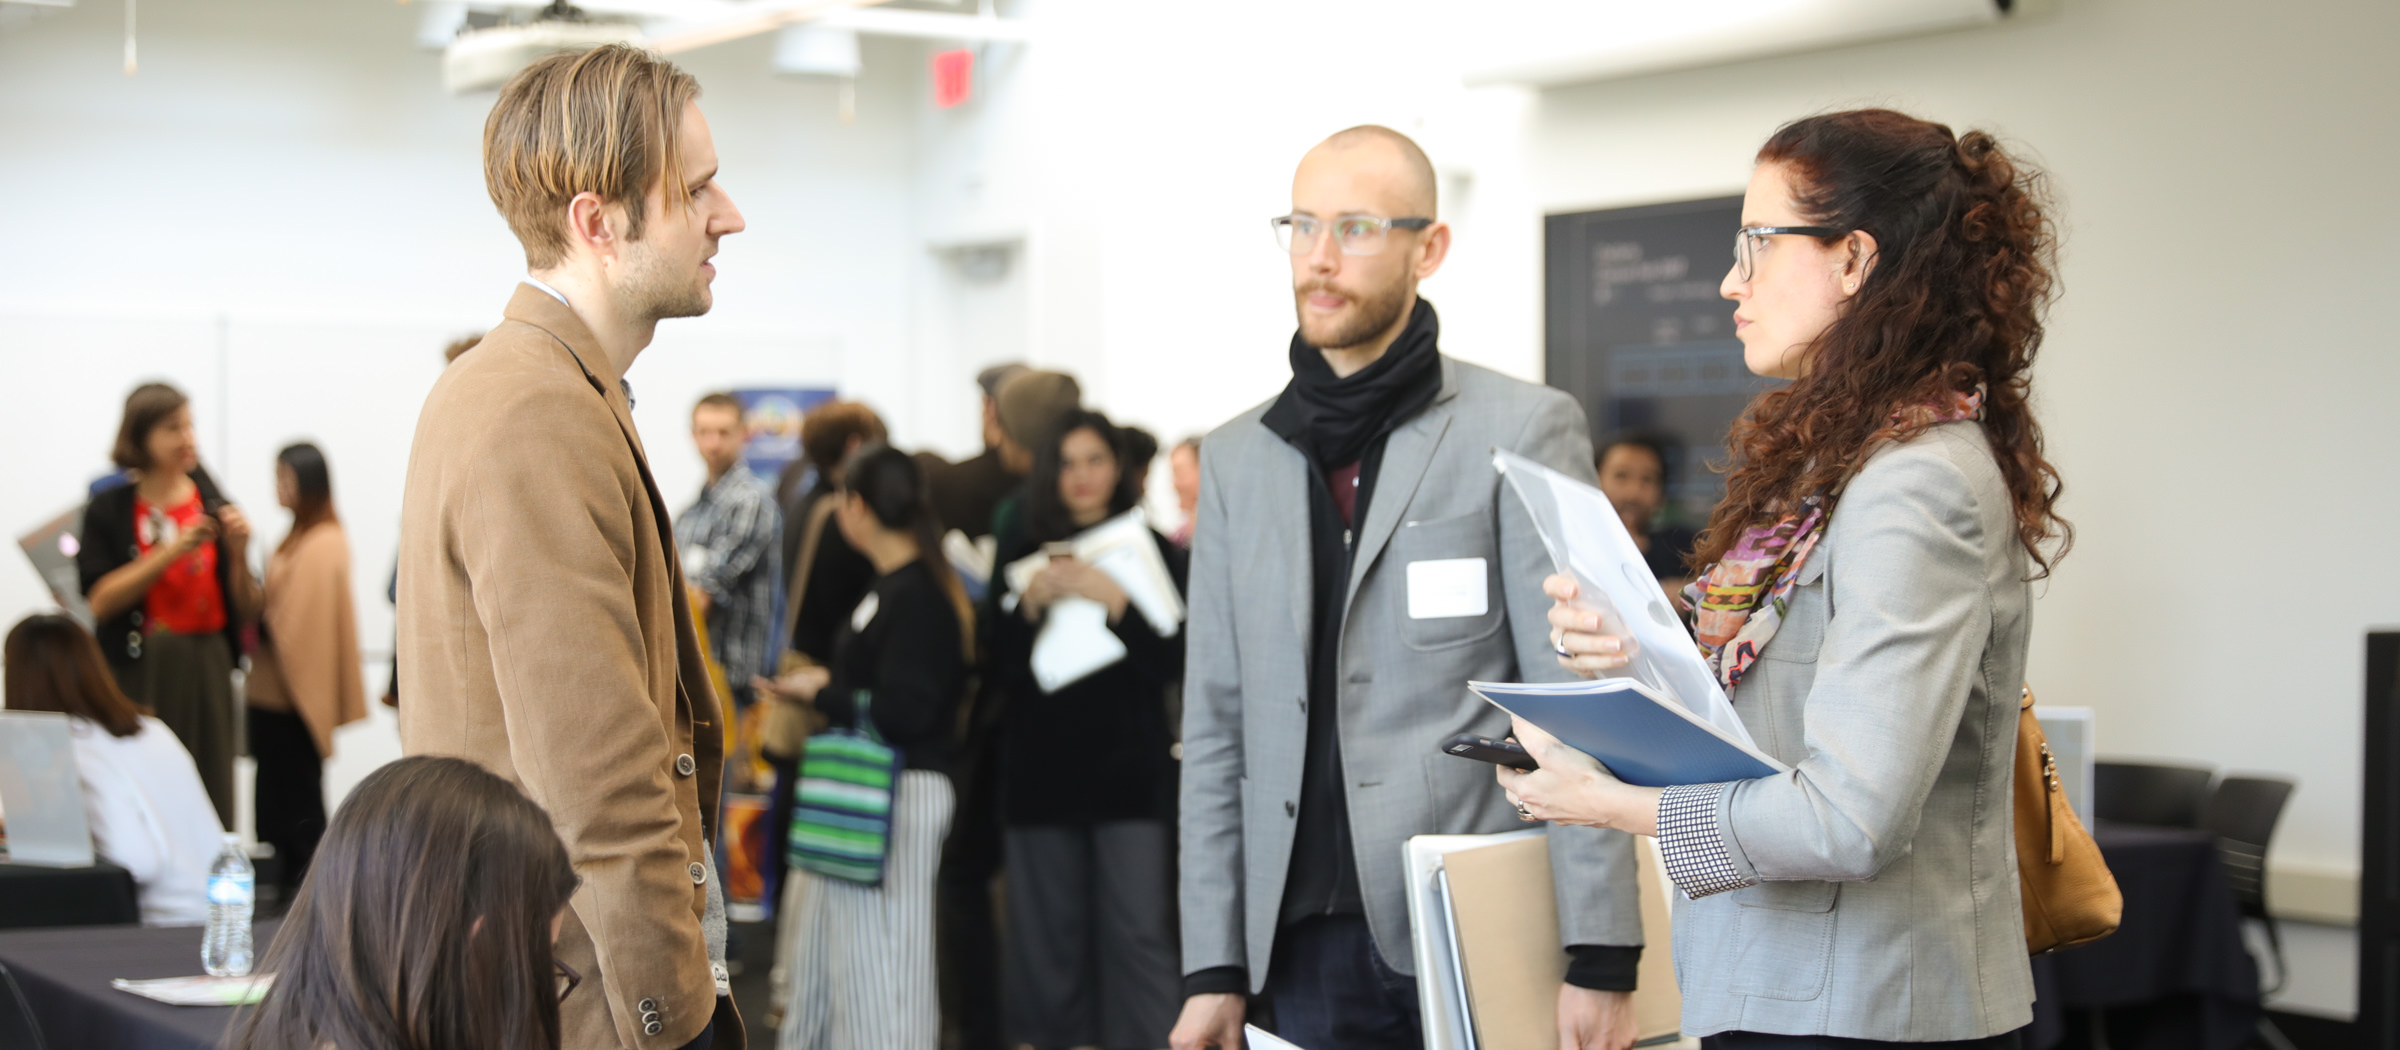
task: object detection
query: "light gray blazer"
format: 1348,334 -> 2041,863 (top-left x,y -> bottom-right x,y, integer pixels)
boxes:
1179,355 -> 1646,992
1661,421 -> 2035,1040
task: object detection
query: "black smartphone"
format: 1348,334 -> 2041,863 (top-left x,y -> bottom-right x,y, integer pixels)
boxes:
1438,732 -> 1538,771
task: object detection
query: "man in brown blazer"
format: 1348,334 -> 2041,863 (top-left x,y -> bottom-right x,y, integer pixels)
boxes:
396,44 -> 747,1050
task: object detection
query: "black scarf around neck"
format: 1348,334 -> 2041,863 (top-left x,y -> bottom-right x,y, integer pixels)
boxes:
1263,297 -> 1444,468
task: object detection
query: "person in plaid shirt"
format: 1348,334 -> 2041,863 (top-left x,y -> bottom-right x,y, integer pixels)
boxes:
677,392 -> 783,710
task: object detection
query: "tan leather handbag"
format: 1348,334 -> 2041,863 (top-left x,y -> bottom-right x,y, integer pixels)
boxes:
2015,685 -> 2122,954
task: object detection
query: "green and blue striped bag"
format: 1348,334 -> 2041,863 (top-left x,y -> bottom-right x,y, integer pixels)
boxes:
787,689 -> 902,886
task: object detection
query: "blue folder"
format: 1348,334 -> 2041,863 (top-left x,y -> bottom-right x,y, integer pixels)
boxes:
1469,679 -> 1788,788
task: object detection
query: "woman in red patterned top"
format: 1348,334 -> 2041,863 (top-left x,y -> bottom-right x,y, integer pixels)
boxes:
79,383 -> 261,828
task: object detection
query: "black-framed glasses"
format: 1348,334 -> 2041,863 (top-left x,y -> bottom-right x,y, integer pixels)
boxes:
1271,213 -> 1433,256
555,959 -> 582,1004
1733,225 -> 1847,282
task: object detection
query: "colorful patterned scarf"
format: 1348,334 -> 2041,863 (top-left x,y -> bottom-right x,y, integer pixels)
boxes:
1683,387 -> 1985,692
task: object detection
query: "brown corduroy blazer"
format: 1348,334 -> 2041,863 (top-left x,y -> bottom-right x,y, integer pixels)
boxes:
396,285 -> 741,1050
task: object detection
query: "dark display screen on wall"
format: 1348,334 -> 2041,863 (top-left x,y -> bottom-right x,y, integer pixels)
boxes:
1544,196 -> 1782,532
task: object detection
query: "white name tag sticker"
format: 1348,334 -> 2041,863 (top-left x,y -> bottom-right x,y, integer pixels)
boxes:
1406,558 -> 1489,620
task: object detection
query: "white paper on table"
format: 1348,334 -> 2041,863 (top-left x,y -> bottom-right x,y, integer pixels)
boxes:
111,974 -> 274,1006
1491,449 -> 1756,750
1246,1023 -> 1309,1050
999,509 -> 1184,693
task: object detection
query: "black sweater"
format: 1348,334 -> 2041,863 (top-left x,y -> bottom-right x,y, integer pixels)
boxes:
989,525 -> 1187,825
821,560 -> 966,773
783,484 -> 879,665
76,469 -> 243,671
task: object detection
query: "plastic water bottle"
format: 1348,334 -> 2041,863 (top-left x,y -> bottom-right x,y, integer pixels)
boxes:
202,834 -> 255,977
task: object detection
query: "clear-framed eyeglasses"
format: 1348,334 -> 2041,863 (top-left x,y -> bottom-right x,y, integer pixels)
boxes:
1733,225 -> 1846,282
1271,213 -> 1434,256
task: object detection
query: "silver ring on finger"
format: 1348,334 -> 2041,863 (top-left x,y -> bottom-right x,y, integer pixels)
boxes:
1515,802 -> 1536,822
1551,630 -> 1572,659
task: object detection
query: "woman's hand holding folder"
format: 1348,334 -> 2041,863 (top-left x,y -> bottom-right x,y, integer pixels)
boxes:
1544,574 -> 1636,678
1503,572 -> 1670,834
1497,715 -> 1663,837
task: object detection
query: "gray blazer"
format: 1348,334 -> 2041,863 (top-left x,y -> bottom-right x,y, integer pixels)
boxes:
1659,422 -> 2035,1040
1179,355 -> 1646,991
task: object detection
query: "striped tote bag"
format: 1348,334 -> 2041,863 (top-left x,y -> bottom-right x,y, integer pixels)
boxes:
786,689 -> 902,886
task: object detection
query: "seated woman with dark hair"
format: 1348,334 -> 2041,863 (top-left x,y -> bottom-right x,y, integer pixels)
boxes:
3,613 -> 223,926
226,755 -> 581,1050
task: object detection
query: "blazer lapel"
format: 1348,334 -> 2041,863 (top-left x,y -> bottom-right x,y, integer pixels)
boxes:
1344,359 -> 1460,611
1265,436 -> 1316,648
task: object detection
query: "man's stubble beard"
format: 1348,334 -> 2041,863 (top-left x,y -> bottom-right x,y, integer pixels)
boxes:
1294,276 -> 1411,352
618,237 -> 712,323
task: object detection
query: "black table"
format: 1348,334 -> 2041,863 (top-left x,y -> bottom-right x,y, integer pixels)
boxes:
0,919 -> 279,1050
2030,822 -> 2260,1050
0,859 -> 140,929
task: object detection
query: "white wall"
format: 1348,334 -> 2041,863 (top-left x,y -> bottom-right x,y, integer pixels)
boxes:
899,0 -> 1559,449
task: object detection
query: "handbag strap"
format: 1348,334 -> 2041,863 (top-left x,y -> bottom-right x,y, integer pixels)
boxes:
2022,683 -> 2066,864
779,493 -> 841,656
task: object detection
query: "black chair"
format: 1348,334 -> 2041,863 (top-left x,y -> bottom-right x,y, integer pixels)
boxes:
0,962 -> 46,1050
2093,760 -> 2215,828
2200,775 -> 2297,992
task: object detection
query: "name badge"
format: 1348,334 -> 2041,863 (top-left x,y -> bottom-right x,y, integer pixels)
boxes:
851,592 -> 881,632
1406,558 -> 1489,620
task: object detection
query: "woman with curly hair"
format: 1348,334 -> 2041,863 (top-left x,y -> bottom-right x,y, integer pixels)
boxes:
1498,108 -> 2070,1048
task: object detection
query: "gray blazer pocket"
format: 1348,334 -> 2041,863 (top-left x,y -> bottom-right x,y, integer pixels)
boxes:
1391,512 -> 1505,652
1758,575 -> 1827,664
1728,880 -> 1838,1000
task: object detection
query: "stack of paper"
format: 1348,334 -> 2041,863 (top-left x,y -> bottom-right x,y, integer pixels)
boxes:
999,509 -> 1184,693
111,974 -> 274,1006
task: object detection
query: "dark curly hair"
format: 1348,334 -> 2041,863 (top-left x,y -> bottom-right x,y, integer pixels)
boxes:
1692,108 -> 2071,578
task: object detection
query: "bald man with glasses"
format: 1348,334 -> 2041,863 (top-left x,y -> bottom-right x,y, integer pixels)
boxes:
1168,126 -> 1647,1050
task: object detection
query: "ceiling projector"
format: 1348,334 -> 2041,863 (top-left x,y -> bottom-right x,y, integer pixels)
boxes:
443,15 -> 645,94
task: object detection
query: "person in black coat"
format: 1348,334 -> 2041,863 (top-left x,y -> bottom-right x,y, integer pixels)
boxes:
987,409 -> 1187,1050
78,383 -> 260,827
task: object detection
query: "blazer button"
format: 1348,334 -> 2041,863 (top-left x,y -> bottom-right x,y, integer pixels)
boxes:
689,861 -> 707,884
645,1020 -> 663,1036
642,1010 -> 661,1024
129,611 -> 143,626
1285,800 -> 1296,818
675,754 -> 696,777
637,998 -> 657,1013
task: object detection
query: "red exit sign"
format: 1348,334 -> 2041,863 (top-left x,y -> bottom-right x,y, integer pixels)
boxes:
933,48 -> 973,108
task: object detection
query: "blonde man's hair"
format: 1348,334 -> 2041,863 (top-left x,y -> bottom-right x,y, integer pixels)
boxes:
483,44 -> 700,270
